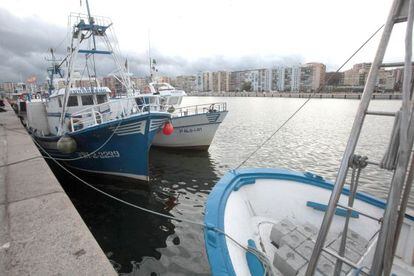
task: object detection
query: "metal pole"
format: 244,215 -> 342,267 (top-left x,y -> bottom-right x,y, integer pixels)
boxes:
306,0 -> 402,274
334,167 -> 359,275
58,31 -> 80,136
392,150 -> 414,255
373,1 -> 414,273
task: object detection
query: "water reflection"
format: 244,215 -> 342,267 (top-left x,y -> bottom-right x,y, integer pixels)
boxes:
44,97 -> 413,275
46,146 -> 218,275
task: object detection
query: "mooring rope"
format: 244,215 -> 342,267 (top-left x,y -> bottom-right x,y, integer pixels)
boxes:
30,135 -> 273,276
235,24 -> 384,170
0,23 -> 386,276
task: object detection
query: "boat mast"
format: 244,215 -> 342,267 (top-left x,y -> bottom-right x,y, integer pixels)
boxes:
148,29 -> 153,82
58,25 -> 80,136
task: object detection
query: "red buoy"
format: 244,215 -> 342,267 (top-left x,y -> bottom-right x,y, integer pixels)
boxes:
162,122 -> 174,135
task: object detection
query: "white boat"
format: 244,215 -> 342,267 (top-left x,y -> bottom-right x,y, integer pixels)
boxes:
141,81 -> 228,150
152,102 -> 228,150
204,0 -> 414,275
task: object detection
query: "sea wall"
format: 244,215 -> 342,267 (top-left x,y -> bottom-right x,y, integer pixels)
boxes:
188,91 -> 402,99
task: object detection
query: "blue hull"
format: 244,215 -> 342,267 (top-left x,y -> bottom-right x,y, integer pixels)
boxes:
34,112 -> 170,181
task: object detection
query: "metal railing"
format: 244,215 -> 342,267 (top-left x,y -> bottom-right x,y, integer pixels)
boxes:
68,97 -> 153,132
171,102 -> 227,117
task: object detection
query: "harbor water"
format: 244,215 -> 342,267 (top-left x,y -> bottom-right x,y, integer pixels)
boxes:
52,96 -> 414,275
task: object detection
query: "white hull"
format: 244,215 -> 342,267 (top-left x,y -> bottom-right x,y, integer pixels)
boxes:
152,111 -> 227,150
204,169 -> 414,276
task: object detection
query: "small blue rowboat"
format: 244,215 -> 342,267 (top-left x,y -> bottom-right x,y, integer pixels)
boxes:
204,168 -> 414,276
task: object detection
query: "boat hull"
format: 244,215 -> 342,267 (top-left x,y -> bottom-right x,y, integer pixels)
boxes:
33,112 -> 170,181
204,168 -> 414,276
152,110 -> 228,150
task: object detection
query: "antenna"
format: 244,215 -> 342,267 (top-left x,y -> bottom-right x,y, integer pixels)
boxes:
148,29 -> 152,81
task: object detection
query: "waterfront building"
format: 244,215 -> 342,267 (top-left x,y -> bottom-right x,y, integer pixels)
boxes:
257,69 -> 271,92
212,71 -> 230,92
203,72 -> 213,91
325,72 -> 344,86
299,62 -> 326,92
343,64 -> 370,87
271,67 -> 285,91
342,62 -> 400,92
157,76 -> 172,84
102,76 -> 118,96
175,75 -> 197,92
282,66 -> 300,92
131,76 -> 149,91
270,66 -> 301,92
228,69 -> 270,92
0,82 -> 17,93
229,71 -> 242,92
195,71 -> 204,92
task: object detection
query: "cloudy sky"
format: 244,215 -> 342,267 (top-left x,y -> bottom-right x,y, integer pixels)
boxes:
0,0 -> 407,82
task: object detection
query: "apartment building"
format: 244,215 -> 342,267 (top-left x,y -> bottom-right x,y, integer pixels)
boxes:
203,72 -> 213,91
175,75 -> 197,92
299,63 -> 326,92
342,63 -> 400,91
211,71 -> 230,92
195,71 -> 204,92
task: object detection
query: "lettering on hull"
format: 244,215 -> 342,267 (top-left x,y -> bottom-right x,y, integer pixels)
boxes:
78,150 -> 120,159
179,127 -> 202,134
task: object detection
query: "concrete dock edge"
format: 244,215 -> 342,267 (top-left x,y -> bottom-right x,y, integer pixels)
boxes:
0,102 -> 116,275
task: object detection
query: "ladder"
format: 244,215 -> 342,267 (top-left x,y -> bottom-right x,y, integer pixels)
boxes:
306,0 -> 414,275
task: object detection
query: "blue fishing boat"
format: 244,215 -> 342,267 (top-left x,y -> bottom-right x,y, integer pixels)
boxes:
26,1 -> 171,181
204,0 -> 414,274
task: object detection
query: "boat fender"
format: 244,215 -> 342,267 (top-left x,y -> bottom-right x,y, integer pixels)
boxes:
167,106 -> 175,113
163,122 -> 174,135
57,135 -> 77,154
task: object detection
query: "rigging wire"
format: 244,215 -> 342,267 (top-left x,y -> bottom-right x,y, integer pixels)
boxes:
29,134 -> 273,274
235,24 -> 385,170
1,20 -> 387,275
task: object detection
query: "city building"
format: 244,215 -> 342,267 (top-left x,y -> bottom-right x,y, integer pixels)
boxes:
102,76 -> 124,96
212,71 -> 230,92
175,75 -> 197,92
298,63 -> 326,92
195,71 -> 204,92
131,76 -> 148,91
325,72 -> 344,86
228,69 -> 270,92
342,62 -> 401,92
203,72 -> 213,91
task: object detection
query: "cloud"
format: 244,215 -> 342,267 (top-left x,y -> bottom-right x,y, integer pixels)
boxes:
0,8 -> 304,82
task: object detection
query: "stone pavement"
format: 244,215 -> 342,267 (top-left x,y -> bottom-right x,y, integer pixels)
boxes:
0,102 -> 116,275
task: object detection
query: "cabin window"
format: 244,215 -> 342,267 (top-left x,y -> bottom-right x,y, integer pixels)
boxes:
67,96 -> 79,107
58,97 -> 62,107
81,95 -> 94,106
96,94 -> 107,104
168,97 -> 179,105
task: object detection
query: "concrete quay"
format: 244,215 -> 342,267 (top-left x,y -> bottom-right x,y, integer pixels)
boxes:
0,102 -> 116,275
188,91 -> 402,99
